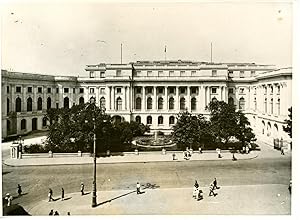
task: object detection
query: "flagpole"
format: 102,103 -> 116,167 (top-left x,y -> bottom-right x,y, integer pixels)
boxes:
164,46 -> 166,61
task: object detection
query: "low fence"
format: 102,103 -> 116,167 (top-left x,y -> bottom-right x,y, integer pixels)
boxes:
273,138 -> 292,150
21,152 -> 91,159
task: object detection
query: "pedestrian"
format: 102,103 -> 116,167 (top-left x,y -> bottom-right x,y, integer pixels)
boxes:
199,146 -> 203,154
245,144 -> 250,154
281,147 -> 285,155
288,179 -> 292,194
194,180 -> 199,188
49,209 -> 54,215
17,184 -> 22,196
80,182 -> 84,195
61,188 -> 64,201
172,153 -> 176,160
209,184 -> 216,197
216,148 -> 222,158
5,193 -> 13,207
54,211 -> 59,215
48,188 -> 53,202
136,182 -> 141,194
184,151 -> 189,160
193,186 -> 198,198
197,189 -> 203,201
213,178 -> 220,190
67,212 -> 71,215
232,153 -> 237,161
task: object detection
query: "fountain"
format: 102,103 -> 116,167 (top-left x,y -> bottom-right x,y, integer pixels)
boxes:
133,130 -> 176,149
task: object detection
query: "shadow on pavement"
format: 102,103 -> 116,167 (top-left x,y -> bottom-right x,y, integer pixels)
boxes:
96,190 -> 137,207
3,204 -> 31,216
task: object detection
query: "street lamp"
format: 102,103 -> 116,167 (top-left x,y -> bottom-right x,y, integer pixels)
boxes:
87,97 -> 107,208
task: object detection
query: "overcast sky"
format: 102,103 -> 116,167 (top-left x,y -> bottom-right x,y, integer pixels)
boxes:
1,0 -> 293,76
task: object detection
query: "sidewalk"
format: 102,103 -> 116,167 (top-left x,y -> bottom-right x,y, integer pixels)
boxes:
26,184 -> 291,215
3,150 -> 260,167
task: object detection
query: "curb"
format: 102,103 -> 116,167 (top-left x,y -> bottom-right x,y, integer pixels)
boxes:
3,152 -> 259,167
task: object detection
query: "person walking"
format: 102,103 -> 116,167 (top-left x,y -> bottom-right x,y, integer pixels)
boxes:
48,188 -> 53,202
5,193 -> 13,207
193,186 -> 199,199
17,184 -> 22,196
136,182 -> 141,194
216,148 -> 222,158
80,182 -> 84,196
281,147 -> 285,155
197,189 -> 203,201
213,178 -> 220,190
49,209 -> 54,215
194,180 -> 199,188
54,211 -> 59,215
61,188 -> 64,201
209,184 -> 216,197
288,179 -> 292,194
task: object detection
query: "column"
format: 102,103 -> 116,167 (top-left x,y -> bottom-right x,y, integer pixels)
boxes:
175,86 -> 179,111
224,86 -> 228,103
96,87 -> 100,107
43,87 -> 47,111
187,86 -> 190,111
107,86 -> 111,110
122,86 -> 125,110
113,87 -> 115,110
153,86 -> 157,110
247,86 -> 250,111
142,86 -> 145,110
206,86 -> 210,106
126,86 -> 130,110
198,86 -> 203,111
164,86 -> 168,110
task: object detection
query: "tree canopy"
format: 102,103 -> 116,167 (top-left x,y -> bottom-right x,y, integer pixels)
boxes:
283,107 -> 292,138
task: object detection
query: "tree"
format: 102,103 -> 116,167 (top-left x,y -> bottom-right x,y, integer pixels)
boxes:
172,111 -> 211,149
206,100 -> 256,148
283,107 -> 292,138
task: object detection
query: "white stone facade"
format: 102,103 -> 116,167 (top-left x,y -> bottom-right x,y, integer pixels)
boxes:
1,60 -> 292,144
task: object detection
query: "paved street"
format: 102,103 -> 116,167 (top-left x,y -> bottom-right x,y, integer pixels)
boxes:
2,151 -> 291,214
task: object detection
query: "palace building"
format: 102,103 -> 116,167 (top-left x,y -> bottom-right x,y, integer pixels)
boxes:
1,60 -> 292,144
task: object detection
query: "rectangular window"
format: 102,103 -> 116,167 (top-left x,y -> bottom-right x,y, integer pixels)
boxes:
7,86 -> 9,93
240,71 -> 244,78
191,70 -> 196,75
116,70 -> 121,76
251,71 -> 255,76
79,88 -> 84,93
191,87 -> 197,94
90,71 -> 94,78
240,88 -> 245,94
16,86 -> 21,93
146,87 -> 153,94
47,88 -> 51,93
158,87 -> 163,94
169,71 -> 174,76
180,87 -> 186,94
158,71 -> 163,76
169,87 -> 175,94
211,88 -> 217,94
136,87 -> 141,94
64,88 -> 69,93
56,88 -> 59,93
147,71 -> 152,76
38,87 -> 42,93
27,87 -> 32,93
56,103 -> 59,109
229,88 -> 234,94
100,72 -> 105,78
212,70 -> 217,76
90,88 -> 95,94
228,70 -> 233,77
117,88 -> 121,93
73,88 -> 76,94
180,71 -> 185,76
100,88 -> 105,94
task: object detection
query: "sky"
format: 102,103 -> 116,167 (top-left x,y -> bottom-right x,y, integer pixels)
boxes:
0,0 -> 293,76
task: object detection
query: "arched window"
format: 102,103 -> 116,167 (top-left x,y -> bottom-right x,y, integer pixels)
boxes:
169,116 -> 175,125
37,97 -> 43,110
264,98 -> 267,113
47,97 -> 52,109
42,117 -> 47,127
136,116 -> 141,124
147,116 -> 152,124
180,97 -> 185,110
100,97 -> 106,109
158,116 -> 163,125
27,97 -> 32,112
21,119 -> 26,130
239,97 -> 245,110
274,124 -> 279,137
64,97 -> 69,109
7,120 -> 11,132
262,121 -> 265,135
135,97 -> 141,110
7,98 -> 10,114
169,97 -> 174,110
32,118 -> 37,131
191,97 -> 197,111
158,97 -> 163,110
270,98 -> 273,114
254,98 -> 257,111
277,99 -> 280,115
228,97 -> 234,106
147,97 -> 152,110
267,122 -> 272,137
79,97 -> 84,105
16,97 -> 21,112
116,97 -> 122,110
